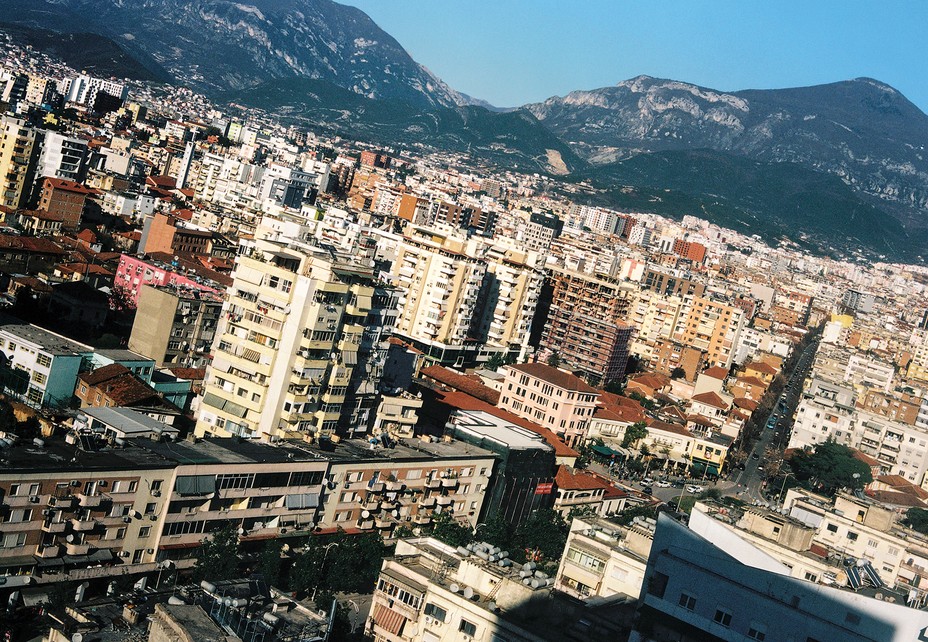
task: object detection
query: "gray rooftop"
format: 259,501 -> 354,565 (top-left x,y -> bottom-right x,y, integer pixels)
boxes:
450,410 -> 554,452
0,320 -> 92,356
82,406 -> 179,438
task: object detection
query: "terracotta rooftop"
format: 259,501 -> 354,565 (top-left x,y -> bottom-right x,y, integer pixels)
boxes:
691,391 -> 730,410
78,364 -> 166,407
0,235 -> 67,255
42,177 -> 95,194
701,366 -> 729,380
420,365 -> 500,405
733,397 -> 759,411
745,361 -> 778,375
628,372 -> 670,392
555,465 -> 611,491
736,375 -> 769,389
506,363 -> 598,394
646,419 -> 691,437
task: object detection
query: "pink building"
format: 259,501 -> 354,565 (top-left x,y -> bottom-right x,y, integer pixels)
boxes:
114,254 -> 221,307
499,363 -> 601,448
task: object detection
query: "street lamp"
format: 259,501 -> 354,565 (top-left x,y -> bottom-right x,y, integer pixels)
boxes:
311,542 -> 340,603
778,472 -> 796,504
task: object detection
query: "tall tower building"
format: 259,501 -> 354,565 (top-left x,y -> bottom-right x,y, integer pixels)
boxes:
196,221 -> 379,441
539,267 -> 637,386
672,294 -> 745,369
0,115 -> 37,209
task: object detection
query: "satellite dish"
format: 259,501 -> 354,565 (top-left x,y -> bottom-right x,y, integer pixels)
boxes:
71,634 -> 83,642
449,583 -> 460,594
463,587 -> 474,600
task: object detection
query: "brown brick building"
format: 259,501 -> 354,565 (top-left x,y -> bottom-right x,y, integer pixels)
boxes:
37,177 -> 94,230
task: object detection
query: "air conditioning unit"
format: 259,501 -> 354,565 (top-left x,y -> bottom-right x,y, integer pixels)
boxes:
97,480 -> 108,487
146,548 -> 154,554
123,516 -> 132,523
119,551 -> 131,558
29,496 -> 39,503
151,490 -> 161,497
149,514 -> 158,521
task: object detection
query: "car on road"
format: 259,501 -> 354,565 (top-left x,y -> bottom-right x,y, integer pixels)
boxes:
641,478 -> 653,486
642,486 -> 652,495
685,484 -> 703,494
655,480 -> 672,488
751,453 -> 759,459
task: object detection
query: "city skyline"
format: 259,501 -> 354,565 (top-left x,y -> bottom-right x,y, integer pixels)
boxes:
344,0 -> 928,112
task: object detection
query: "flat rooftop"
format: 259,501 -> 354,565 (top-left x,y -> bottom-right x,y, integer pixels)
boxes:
450,410 -> 555,452
298,435 -> 497,464
0,317 -> 92,355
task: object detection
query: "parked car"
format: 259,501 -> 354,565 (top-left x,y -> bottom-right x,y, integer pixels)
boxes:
655,480 -> 672,488
685,484 -> 703,494
642,486 -> 653,495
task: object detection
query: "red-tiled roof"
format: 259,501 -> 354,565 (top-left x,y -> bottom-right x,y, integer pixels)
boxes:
420,365 -> 500,405
555,465 -> 610,491
733,397 -> 759,411
42,177 -> 95,194
629,373 -> 671,391
852,449 -> 880,467
166,367 -> 207,381
736,375 -> 768,388
647,420 -> 691,437
435,389 -> 579,458
0,235 -> 67,255
866,490 -> 927,508
691,391 -> 729,410
506,363 -> 598,394
701,366 -> 729,380
745,361 -> 778,375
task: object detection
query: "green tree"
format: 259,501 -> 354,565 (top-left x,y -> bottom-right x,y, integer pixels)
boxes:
258,540 -> 284,587
623,422 -> 649,449
475,511 -> 511,549
611,504 -> 657,526
546,351 -> 561,368
670,367 -> 687,380
430,511 -> 474,548
325,532 -> 387,593
789,440 -> 873,496
194,524 -> 240,582
0,401 -> 16,433
904,508 -> 928,534
512,509 -> 568,564
485,353 -> 506,371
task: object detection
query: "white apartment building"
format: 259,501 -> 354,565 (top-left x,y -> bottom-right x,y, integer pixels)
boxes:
196,223 -> 380,441
788,377 -> 857,450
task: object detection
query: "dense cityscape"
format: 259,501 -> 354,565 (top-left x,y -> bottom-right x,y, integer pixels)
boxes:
1,11 -> 928,642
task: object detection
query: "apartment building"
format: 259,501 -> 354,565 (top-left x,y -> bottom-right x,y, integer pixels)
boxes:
113,254 -> 223,308
554,515 -> 653,600
538,267 -> 637,385
309,436 -> 496,537
33,131 -> 88,184
499,363 -> 600,447
635,512 -> 928,642
196,233 -> 380,440
788,377 -> 858,449
0,115 -> 37,209
367,537 -> 627,642
381,226 -> 486,367
36,177 -> 95,230
0,321 -> 91,408
128,284 -> 222,367
672,294 -> 745,369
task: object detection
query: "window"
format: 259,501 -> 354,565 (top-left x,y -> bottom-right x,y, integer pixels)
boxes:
0,533 -> 26,548
826,523 -> 838,533
36,354 -> 51,368
31,372 -> 46,385
139,526 -> 151,538
566,547 -> 606,572
679,593 -> 697,611
9,484 -> 20,496
145,503 -> 156,515
459,619 -> 477,637
151,480 -> 163,492
847,531 -> 859,541
423,603 -> 447,622
714,609 -> 732,627
748,625 -> 766,640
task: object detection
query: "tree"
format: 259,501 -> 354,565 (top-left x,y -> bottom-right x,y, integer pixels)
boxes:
670,367 -> 687,380
904,508 -> 928,534
258,540 -> 284,587
546,351 -> 561,368
512,509 -> 567,564
475,511 -> 511,549
194,524 -> 240,582
611,504 -> 657,526
789,440 -> 873,496
485,353 -> 506,371
623,422 -> 649,449
430,511 -> 474,548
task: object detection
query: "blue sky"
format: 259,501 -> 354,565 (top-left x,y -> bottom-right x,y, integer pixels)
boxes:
342,1 -> 928,112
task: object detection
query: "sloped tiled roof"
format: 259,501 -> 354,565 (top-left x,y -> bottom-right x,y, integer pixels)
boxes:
507,363 -> 598,394
420,365 -> 500,405
691,391 -> 730,410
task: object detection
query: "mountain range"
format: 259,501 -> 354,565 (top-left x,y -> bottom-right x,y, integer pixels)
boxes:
5,0 -> 928,261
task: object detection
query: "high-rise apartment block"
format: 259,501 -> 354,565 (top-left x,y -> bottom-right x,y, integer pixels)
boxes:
196,230 -> 380,441
672,294 -> 745,369
128,285 -> 223,367
539,267 -> 636,385
0,115 -> 37,209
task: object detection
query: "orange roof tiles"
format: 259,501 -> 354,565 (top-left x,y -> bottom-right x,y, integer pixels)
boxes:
507,362 -> 598,394
691,391 -> 729,410
555,465 -> 610,491
420,365 -> 500,405
701,366 -> 729,380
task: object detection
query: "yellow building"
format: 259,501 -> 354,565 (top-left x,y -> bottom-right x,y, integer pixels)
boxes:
673,294 -> 745,369
0,115 -> 37,209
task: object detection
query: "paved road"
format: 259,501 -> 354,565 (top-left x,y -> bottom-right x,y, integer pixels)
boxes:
733,338 -> 819,503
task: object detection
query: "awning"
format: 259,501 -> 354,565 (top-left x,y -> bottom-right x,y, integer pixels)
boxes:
285,493 -> 320,510
63,549 -> 114,565
175,475 -> 216,496
36,557 -> 64,568
21,590 -> 48,607
372,603 -> 406,636
341,350 -> 358,365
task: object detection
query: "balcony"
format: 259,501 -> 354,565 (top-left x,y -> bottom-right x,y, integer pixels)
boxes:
36,545 -> 60,559
418,497 -> 436,508
41,521 -> 67,534
360,499 -> 380,512
413,514 -> 432,525
441,478 -> 458,489
426,479 -> 442,490
70,518 -> 99,532
77,493 -> 108,508
375,518 -> 393,529
368,482 -> 385,493
65,542 -> 91,556
357,519 -> 374,530
436,496 -> 454,507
